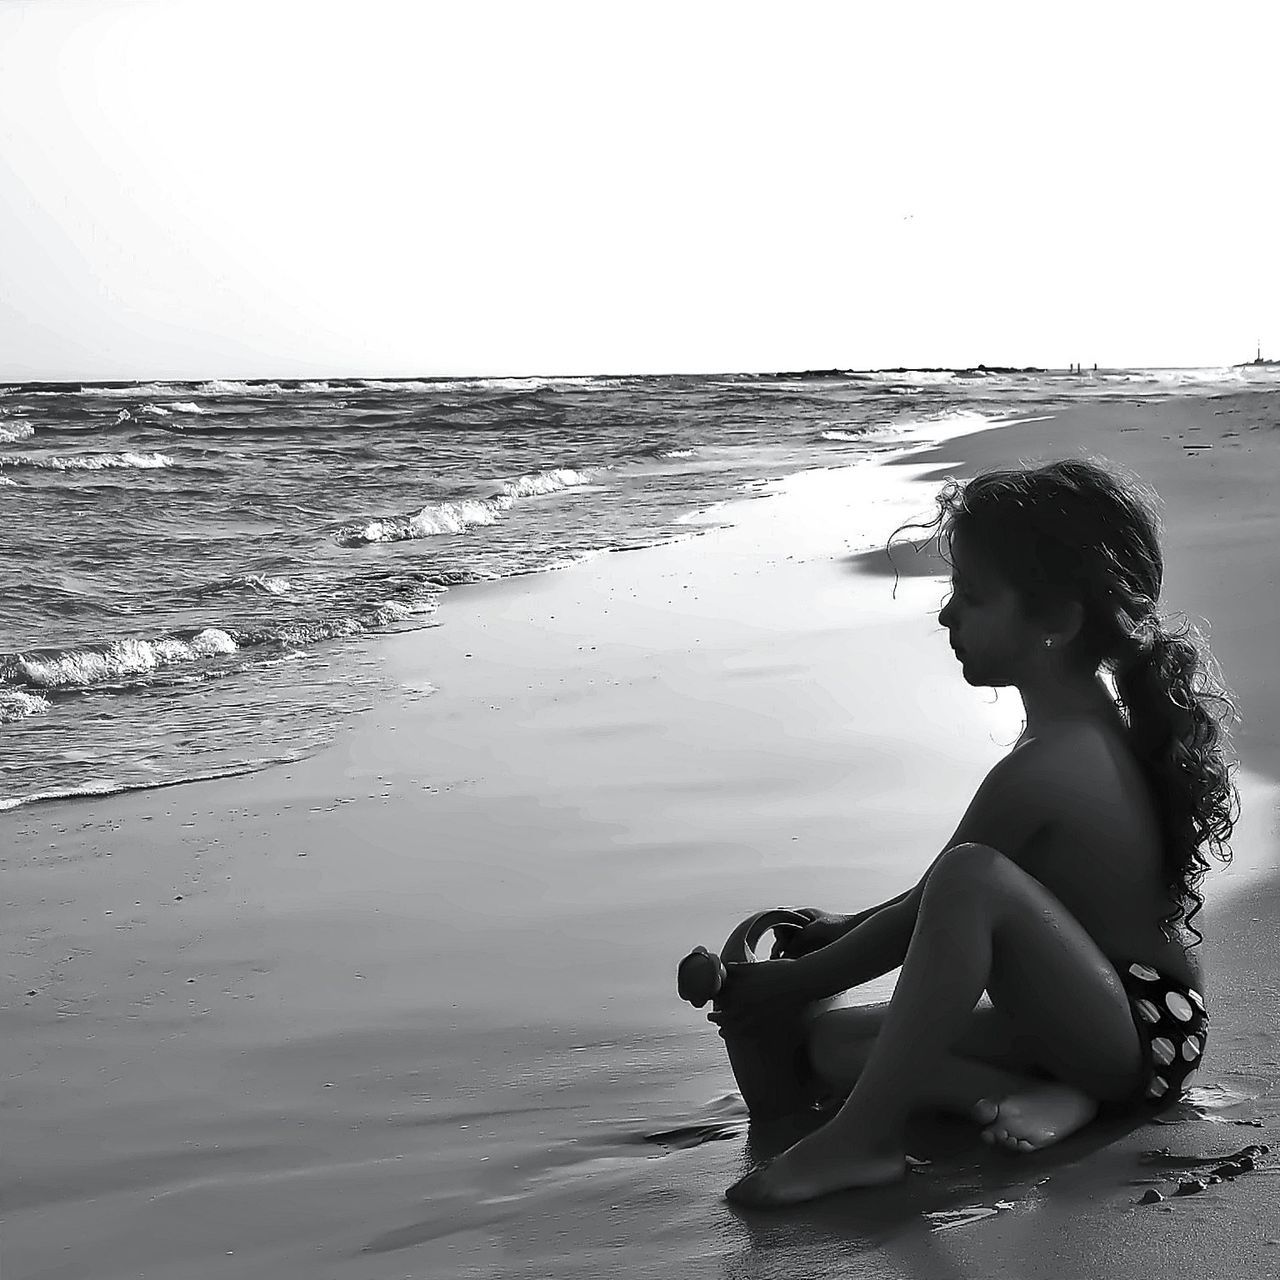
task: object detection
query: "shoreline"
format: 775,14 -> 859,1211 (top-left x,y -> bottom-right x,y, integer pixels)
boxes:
5,393 -> 1279,1278
0,407 -> 996,817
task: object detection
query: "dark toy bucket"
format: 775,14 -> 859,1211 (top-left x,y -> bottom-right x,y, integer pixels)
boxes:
677,908 -> 830,1122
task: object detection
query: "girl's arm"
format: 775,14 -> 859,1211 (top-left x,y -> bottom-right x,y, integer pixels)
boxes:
775,889 -> 913,958
796,891 -> 919,998
838,889 -> 913,934
785,741 -> 1060,1004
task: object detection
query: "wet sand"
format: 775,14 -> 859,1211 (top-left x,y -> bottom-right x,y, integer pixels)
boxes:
5,394 -> 1279,1278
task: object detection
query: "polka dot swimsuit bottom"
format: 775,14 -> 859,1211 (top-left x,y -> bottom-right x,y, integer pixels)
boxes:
1116,960 -> 1208,1109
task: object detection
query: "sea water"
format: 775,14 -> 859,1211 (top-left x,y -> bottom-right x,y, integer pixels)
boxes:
0,365 -> 1262,810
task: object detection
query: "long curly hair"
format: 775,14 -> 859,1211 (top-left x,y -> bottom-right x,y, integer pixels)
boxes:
891,456 -> 1239,945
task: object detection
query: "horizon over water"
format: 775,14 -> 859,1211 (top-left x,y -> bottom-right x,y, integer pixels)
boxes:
3,364 -> 1276,811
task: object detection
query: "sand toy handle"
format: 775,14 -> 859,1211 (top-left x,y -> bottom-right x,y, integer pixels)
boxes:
676,908 -> 813,1008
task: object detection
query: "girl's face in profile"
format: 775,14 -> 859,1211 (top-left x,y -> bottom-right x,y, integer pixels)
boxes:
937,530 -> 1041,688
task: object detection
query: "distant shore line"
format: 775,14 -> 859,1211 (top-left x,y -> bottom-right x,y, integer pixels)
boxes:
4,365 -> 1246,394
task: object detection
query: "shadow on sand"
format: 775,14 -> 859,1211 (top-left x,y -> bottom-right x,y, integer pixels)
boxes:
717,1105 -> 1156,1273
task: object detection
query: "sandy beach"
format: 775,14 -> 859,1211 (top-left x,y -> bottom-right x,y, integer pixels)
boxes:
6,391 -> 1280,1279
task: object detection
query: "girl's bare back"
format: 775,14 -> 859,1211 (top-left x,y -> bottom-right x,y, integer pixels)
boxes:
1013,715 -> 1199,989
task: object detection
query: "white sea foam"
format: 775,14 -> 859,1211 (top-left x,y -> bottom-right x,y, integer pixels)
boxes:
865,369 -> 957,384
195,380 -> 286,396
0,422 -> 35,443
545,548 -> 608,572
658,448 -> 695,459
354,379 -> 450,393
820,429 -> 867,442
141,403 -> 171,417
270,598 -> 430,647
410,499 -> 503,535
170,401 -> 204,413
0,687 -> 50,723
0,451 -> 174,471
243,574 -> 293,595
82,382 -> 175,398
17,629 -> 239,689
336,467 -> 597,546
0,756 -> 299,812
498,467 -> 594,498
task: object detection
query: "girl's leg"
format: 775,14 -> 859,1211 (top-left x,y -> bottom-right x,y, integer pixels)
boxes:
808,1002 -> 1048,1117
727,842 -> 1144,1206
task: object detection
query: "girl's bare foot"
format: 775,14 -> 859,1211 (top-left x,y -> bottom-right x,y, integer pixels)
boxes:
972,1083 -> 1100,1152
724,1127 -> 907,1207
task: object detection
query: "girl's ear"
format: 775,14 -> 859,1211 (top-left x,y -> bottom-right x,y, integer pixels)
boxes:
1047,598 -> 1085,648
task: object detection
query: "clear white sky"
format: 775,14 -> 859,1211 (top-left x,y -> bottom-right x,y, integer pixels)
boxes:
1,0 -> 1276,381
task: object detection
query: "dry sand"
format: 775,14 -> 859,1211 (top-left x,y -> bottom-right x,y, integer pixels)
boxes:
4,393 -> 1279,1278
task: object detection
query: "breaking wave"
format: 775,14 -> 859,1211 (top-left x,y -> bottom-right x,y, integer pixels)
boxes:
3,595 -> 440,697
10,628 -> 240,689
0,451 -> 174,471
498,467 -> 594,498
336,467 -> 598,546
0,687 -> 50,723
195,380 -> 287,396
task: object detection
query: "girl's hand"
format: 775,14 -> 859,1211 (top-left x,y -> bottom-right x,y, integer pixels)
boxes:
769,909 -> 852,959
707,957 -> 816,1037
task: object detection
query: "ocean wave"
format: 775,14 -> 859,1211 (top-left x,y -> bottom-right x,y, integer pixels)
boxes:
10,629 -> 239,689
864,369 -> 957,384
266,599 -> 426,646
5,585 -> 441,697
80,382 -> 177,398
819,429 -> 869,442
890,408 -> 996,435
0,687 -> 50,723
336,498 -> 503,546
194,380 -> 287,396
193,573 -> 296,600
353,379 -> 455,393
0,756 -> 301,813
498,467 -> 594,498
423,568 -> 497,588
336,467 -> 598,547
244,574 -> 293,595
658,448 -> 696,458
0,422 -> 35,443
1131,367 -> 1251,387
141,403 -> 171,417
0,450 -> 174,471
170,401 -> 204,413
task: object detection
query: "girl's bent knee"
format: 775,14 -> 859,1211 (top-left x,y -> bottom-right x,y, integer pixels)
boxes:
930,842 -> 1007,885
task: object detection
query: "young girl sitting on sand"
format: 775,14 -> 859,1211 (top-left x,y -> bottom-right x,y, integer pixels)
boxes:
715,457 -> 1239,1207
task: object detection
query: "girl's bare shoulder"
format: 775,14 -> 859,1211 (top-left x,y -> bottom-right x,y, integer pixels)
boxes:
1024,718 -> 1160,839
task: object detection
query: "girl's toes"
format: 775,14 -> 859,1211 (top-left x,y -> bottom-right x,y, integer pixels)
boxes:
980,1128 -> 997,1146
1016,1139 -> 1035,1153
972,1098 -> 999,1125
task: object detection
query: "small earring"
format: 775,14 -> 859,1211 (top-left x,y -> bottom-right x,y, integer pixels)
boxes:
1043,637 -> 1054,649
